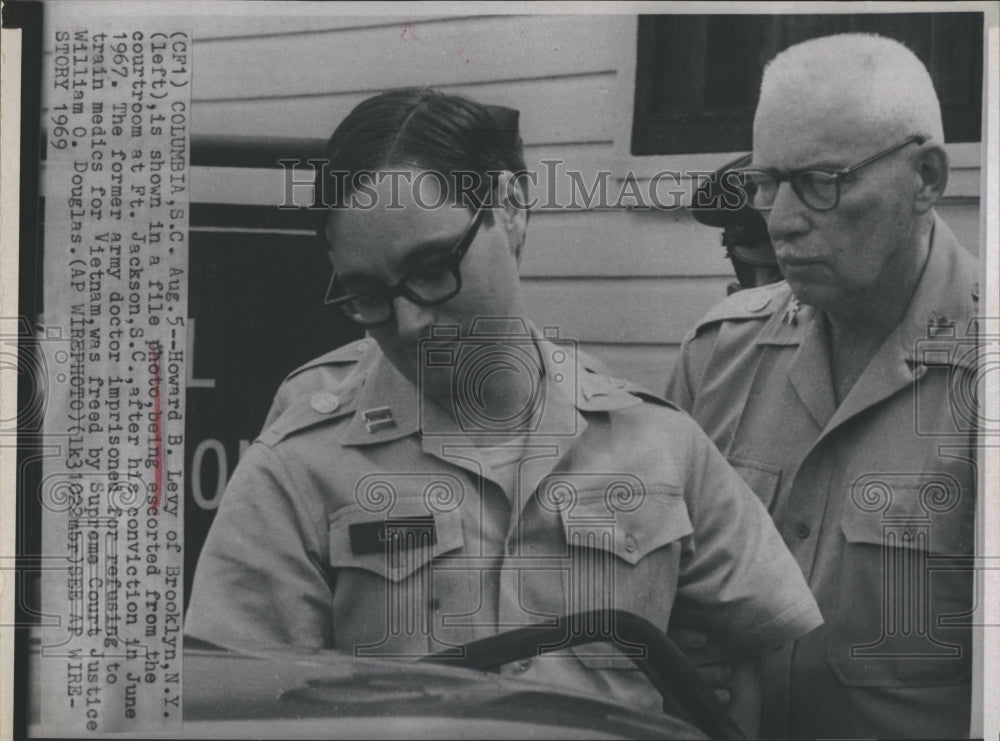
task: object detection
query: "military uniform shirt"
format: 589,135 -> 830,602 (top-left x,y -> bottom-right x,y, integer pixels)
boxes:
665,215 -> 978,738
186,326 -> 823,713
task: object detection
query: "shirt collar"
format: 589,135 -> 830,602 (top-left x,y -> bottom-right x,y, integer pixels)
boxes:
754,213 -> 978,361
894,214 -> 979,368
339,319 -> 610,448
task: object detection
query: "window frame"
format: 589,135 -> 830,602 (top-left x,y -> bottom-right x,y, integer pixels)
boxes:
610,10 -> 985,201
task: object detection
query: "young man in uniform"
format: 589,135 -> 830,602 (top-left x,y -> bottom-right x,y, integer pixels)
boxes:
186,88 -> 822,730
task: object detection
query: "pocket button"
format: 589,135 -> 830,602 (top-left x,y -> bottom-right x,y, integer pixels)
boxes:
794,522 -> 811,539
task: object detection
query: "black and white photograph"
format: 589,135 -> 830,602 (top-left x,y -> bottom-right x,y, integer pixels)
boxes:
1,2 -> 997,739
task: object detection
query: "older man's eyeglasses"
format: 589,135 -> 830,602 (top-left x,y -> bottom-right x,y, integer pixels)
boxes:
737,135 -> 926,212
324,206 -> 488,327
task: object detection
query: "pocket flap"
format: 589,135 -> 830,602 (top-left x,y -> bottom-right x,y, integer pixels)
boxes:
841,474 -> 972,555
329,502 -> 464,582
556,485 -> 691,565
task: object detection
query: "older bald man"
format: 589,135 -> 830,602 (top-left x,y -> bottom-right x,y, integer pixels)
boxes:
666,34 -> 979,738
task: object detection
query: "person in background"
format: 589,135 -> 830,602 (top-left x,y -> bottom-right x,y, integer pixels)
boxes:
185,87 -> 822,734
689,153 -> 783,294
666,33 -> 979,739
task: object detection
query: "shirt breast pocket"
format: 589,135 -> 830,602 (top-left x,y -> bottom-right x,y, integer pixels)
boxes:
327,500 -> 471,655
329,502 -> 465,581
556,485 -> 691,668
827,476 -> 973,687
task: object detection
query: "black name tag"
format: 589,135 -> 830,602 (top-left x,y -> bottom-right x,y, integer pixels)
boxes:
349,516 -> 437,556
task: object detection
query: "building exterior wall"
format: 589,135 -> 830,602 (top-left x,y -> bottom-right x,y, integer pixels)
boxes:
187,13 -> 982,392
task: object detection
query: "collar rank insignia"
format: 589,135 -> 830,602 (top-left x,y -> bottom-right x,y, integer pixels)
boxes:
928,311 -> 954,337
782,298 -> 801,326
362,406 -> 396,433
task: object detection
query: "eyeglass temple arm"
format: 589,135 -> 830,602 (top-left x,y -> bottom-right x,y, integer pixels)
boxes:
323,270 -> 341,306
842,135 -> 926,175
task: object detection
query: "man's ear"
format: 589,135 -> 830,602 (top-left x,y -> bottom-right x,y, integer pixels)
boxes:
912,141 -> 948,214
495,170 -> 528,259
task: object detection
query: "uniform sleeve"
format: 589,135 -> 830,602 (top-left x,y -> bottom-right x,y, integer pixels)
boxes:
664,326 -> 720,413
184,443 -> 334,650
261,387 -> 294,430
664,329 -> 698,412
671,414 -> 822,659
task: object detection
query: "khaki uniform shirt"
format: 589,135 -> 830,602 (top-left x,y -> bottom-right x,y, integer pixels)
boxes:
186,325 -> 822,712
666,216 -> 978,738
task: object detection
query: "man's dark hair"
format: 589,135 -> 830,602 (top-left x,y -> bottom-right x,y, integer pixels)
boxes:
315,88 -> 528,237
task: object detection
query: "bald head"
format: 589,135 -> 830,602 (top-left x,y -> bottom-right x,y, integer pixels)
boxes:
756,33 -> 944,147
750,33 -> 951,326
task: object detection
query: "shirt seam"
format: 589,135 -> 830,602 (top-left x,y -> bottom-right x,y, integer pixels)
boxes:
259,443 -> 329,564
735,592 -> 823,651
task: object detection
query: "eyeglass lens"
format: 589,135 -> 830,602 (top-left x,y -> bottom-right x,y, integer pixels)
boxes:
341,265 -> 460,325
743,171 -> 839,211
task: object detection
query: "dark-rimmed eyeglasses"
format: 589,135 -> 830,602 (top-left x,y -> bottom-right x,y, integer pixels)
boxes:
324,206 -> 488,327
736,135 -> 926,212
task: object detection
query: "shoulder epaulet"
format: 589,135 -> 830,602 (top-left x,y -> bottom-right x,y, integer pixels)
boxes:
577,367 -> 680,412
622,379 -> 681,411
257,372 -> 364,448
283,337 -> 375,382
260,338 -> 376,434
692,281 -> 791,333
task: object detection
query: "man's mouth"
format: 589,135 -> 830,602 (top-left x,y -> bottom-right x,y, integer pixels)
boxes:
779,256 -> 825,267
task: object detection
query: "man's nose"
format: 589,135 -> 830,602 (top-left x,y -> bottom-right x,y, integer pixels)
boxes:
393,295 -> 435,341
765,182 -> 810,243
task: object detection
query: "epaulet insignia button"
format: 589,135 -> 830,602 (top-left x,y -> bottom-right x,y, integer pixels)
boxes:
310,393 -> 341,414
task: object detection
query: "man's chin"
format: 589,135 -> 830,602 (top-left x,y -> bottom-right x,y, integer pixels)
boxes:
785,280 -> 834,312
